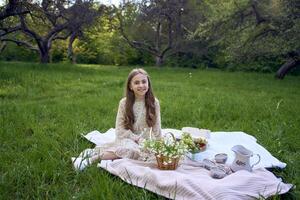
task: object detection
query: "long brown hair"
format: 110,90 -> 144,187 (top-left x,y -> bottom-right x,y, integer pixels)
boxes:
124,68 -> 156,131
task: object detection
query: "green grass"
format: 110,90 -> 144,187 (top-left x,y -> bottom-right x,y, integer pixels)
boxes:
1,61 -> 299,199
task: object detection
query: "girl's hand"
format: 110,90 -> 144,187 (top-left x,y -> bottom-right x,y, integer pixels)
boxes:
133,135 -> 144,144
137,137 -> 145,144
133,135 -> 141,144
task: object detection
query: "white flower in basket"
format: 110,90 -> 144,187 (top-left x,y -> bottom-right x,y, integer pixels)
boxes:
141,131 -> 189,170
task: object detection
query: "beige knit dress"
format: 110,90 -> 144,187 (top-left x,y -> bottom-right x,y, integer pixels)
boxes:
92,97 -> 161,159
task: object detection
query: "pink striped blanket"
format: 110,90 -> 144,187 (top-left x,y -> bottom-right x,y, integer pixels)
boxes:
99,158 -> 293,200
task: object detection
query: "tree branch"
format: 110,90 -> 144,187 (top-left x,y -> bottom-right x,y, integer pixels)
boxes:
161,15 -> 173,57
250,0 -> 267,25
155,22 -> 161,51
1,38 -> 38,51
275,56 -> 300,79
0,0 -> 30,20
0,24 -> 22,37
0,41 -> 7,53
53,31 -> 72,40
19,14 -> 42,41
117,12 -> 159,56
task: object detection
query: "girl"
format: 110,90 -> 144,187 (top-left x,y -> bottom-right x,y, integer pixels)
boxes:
73,68 -> 161,171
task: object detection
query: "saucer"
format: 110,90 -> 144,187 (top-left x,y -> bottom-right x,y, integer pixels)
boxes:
210,166 -> 227,179
202,159 -> 216,170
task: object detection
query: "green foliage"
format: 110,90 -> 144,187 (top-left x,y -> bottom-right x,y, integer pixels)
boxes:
165,52 -> 210,69
51,40 -> 68,63
0,62 -> 299,199
192,0 -> 300,72
0,42 -> 38,62
142,132 -> 199,159
0,0 -> 299,74
74,14 -> 150,65
180,133 -> 202,153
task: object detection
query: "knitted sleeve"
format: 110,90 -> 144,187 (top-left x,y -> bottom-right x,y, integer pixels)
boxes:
152,98 -> 162,139
115,98 -> 139,141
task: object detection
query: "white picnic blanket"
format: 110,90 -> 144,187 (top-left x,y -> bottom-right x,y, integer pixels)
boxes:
80,128 -> 293,199
83,128 -> 286,169
99,159 -> 292,200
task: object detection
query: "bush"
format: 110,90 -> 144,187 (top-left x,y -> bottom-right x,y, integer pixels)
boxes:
0,43 -> 38,62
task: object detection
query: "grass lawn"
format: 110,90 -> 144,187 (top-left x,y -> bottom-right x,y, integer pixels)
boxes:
1,61 -> 299,199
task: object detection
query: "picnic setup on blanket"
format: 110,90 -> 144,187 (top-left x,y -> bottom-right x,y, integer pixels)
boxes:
73,127 -> 293,200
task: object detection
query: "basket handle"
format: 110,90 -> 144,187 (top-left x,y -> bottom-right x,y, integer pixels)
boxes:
165,132 -> 177,143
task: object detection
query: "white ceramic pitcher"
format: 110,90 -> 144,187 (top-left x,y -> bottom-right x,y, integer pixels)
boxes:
231,145 -> 261,172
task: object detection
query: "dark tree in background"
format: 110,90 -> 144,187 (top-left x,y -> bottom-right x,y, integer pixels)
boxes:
236,0 -> 300,79
0,0 -> 299,78
0,0 -> 29,52
117,0 -> 200,66
0,0 -> 103,63
0,0 -> 29,20
192,0 -> 300,79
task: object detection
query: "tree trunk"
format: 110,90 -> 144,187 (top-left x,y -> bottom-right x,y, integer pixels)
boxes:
40,51 -> 50,63
0,41 -> 7,53
250,0 -> 266,24
155,56 -> 163,66
39,44 -> 50,63
38,40 -> 51,63
68,32 -> 77,64
275,58 -> 300,79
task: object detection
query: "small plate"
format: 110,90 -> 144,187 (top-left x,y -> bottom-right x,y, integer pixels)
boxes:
215,153 -> 228,164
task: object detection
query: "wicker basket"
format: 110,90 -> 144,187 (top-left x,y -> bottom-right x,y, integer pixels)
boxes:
155,132 -> 180,170
155,154 -> 180,170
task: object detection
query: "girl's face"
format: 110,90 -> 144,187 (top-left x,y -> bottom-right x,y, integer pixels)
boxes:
130,73 -> 149,99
